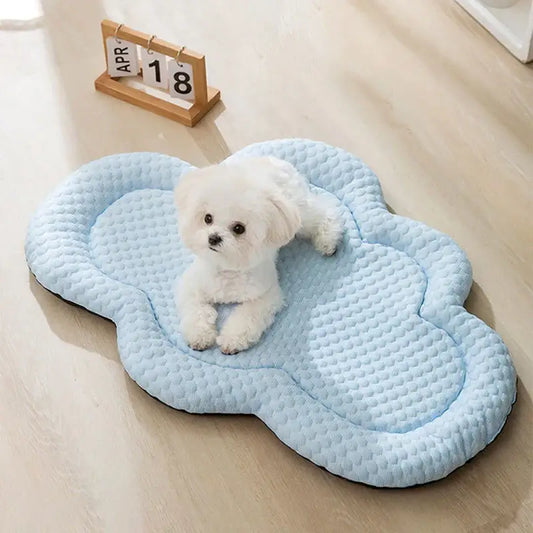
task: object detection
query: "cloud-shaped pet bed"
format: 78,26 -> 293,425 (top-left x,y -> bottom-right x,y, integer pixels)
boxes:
25,139 -> 516,487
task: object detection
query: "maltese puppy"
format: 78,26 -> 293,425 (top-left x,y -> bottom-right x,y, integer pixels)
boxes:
175,157 -> 342,354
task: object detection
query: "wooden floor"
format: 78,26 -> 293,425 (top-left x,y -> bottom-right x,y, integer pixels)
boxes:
1,1 -> 532,531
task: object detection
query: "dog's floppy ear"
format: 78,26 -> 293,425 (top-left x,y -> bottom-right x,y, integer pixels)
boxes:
174,168 -> 201,212
266,191 -> 301,247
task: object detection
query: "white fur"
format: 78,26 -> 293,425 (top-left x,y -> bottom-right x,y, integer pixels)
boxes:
175,157 -> 342,354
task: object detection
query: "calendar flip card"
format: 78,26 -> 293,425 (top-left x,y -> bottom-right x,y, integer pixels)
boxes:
106,37 -> 139,77
140,48 -> 169,89
168,60 -> 195,101
95,20 -> 220,127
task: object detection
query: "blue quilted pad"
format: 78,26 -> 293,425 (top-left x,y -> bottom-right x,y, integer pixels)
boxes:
25,139 -> 516,487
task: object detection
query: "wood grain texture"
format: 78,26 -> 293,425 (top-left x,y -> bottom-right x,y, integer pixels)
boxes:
1,0 -> 532,531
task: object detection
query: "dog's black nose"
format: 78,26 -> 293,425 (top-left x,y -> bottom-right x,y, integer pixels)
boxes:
208,233 -> 222,246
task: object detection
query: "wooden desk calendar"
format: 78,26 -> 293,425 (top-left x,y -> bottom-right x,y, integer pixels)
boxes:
94,20 -> 220,127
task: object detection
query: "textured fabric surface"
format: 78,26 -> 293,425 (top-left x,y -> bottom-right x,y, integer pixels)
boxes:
25,139 -> 516,487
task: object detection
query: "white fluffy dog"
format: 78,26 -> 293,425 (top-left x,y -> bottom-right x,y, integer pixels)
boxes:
175,157 -> 342,354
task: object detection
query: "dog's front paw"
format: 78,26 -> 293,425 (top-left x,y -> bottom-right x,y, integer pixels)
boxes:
183,323 -> 217,351
216,332 -> 252,355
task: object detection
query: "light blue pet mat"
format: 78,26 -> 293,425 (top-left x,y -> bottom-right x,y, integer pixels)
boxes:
25,139 -> 516,487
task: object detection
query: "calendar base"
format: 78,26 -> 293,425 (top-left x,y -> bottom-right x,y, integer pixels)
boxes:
95,71 -> 221,127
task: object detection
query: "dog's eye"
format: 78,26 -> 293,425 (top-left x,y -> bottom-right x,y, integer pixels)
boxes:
204,213 -> 213,224
232,223 -> 246,235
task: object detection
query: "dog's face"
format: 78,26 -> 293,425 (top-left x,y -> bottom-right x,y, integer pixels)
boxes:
174,158 -> 301,270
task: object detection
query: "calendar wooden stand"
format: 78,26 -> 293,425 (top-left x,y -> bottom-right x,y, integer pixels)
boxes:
94,20 -> 220,127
